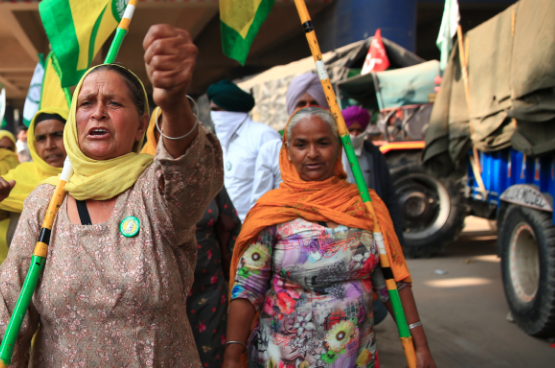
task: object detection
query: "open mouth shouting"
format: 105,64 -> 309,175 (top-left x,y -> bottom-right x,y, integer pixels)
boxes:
87,127 -> 110,139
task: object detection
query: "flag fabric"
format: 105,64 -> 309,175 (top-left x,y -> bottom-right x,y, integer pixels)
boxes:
220,0 -> 275,65
23,55 -> 45,127
39,0 -> 126,87
436,0 -> 460,71
361,29 -> 390,75
40,52 -> 71,111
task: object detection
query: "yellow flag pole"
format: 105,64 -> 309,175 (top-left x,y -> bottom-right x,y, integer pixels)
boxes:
292,1 -> 417,367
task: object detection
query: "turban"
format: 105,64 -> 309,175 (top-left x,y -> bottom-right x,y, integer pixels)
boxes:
343,106 -> 371,130
285,72 -> 329,115
207,79 -> 255,113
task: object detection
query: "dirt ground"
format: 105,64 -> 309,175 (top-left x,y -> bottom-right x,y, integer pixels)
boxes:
377,217 -> 555,368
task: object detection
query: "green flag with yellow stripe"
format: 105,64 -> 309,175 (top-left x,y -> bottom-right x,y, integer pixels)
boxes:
40,52 -> 71,110
39,0 -> 127,87
220,0 -> 275,65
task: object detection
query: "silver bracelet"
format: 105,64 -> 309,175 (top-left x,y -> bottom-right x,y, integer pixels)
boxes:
224,340 -> 247,351
155,95 -> 200,140
408,321 -> 423,330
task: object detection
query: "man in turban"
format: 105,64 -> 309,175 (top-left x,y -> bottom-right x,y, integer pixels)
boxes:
207,79 -> 280,222
285,72 -> 329,115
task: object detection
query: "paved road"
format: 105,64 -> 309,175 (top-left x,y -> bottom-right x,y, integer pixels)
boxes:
378,217 -> 555,367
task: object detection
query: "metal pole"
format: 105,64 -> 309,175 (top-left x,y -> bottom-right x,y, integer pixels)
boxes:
292,1 -> 417,367
0,1 -> 139,364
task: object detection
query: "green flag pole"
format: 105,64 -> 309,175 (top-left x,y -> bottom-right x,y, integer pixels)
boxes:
292,1 -> 417,367
0,1 -> 139,365
105,0 -> 138,64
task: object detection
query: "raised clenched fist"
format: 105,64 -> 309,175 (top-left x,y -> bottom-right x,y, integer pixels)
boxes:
143,24 -> 198,114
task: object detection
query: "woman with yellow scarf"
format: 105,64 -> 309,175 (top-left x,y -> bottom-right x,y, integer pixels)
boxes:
0,130 -> 19,175
0,109 -> 67,250
223,107 -> 435,368
0,25 -> 222,367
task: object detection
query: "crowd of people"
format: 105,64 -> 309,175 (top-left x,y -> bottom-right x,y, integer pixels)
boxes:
0,25 -> 435,368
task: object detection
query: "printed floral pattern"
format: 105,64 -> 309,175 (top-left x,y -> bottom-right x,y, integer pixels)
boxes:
188,187 -> 241,368
0,128 -> 223,367
232,218 -> 391,368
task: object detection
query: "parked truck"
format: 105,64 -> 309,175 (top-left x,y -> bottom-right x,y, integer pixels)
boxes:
423,0 -> 555,337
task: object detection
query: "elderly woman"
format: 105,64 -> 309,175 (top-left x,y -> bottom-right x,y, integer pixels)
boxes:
0,25 -> 222,367
0,109 -> 68,248
223,106 -> 435,368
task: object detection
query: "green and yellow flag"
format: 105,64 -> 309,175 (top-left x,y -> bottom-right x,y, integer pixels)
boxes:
220,0 -> 275,65
39,0 -> 128,87
40,52 -> 71,110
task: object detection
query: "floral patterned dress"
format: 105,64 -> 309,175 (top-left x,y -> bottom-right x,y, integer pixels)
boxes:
188,187 -> 241,368
0,128 -> 223,367
232,218 -> 395,368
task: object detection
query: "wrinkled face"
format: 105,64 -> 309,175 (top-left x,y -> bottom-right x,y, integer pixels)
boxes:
76,70 -> 148,160
34,119 -> 66,167
287,116 -> 340,182
0,137 -> 15,151
347,121 -> 365,137
295,92 -> 319,110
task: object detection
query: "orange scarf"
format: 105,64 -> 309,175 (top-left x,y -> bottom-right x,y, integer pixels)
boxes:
140,107 -> 160,155
230,110 -> 411,293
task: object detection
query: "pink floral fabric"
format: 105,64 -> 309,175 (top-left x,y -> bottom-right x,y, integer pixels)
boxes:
0,127 -> 223,367
232,218 -> 395,368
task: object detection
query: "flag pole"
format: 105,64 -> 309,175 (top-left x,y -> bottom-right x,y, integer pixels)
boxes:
105,0 -> 139,64
292,1 -> 417,367
0,1 -> 139,365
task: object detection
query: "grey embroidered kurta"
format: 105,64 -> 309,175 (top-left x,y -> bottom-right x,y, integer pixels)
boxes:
0,127 -> 223,367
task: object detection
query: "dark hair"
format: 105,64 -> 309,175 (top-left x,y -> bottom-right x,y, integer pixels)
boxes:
88,64 -> 147,116
17,125 -> 28,134
35,113 -> 66,126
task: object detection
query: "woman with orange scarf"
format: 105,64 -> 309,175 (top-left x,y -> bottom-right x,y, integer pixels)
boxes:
223,107 -> 435,368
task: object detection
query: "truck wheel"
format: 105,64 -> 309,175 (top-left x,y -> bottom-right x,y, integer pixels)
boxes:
500,205 -> 555,337
390,164 -> 466,258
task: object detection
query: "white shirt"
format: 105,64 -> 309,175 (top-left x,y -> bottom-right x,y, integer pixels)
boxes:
217,116 -> 281,222
251,139 -> 283,208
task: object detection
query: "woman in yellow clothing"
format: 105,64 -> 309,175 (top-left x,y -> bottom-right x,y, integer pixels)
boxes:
0,108 -> 67,257
0,130 -> 19,176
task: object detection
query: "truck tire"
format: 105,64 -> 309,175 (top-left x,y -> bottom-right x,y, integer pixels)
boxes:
500,205 -> 555,337
389,160 -> 466,258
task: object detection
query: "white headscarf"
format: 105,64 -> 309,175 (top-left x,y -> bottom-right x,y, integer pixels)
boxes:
285,72 -> 329,115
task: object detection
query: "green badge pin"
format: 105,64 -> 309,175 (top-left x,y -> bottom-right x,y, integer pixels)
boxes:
120,216 -> 140,237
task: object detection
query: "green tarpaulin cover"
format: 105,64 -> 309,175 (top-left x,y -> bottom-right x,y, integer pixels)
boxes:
423,0 -> 555,178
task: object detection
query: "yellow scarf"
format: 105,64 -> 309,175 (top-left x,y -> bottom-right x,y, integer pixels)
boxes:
0,108 -> 68,213
0,130 -> 19,175
43,64 -> 153,200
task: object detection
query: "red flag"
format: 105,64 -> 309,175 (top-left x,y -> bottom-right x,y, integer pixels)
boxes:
361,29 -> 390,75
